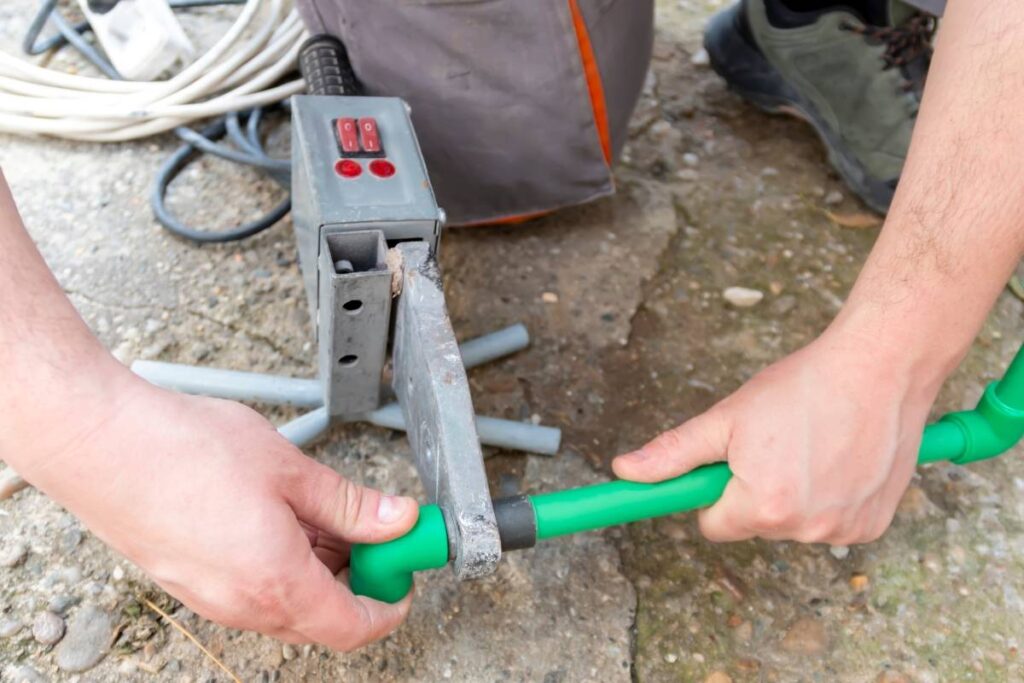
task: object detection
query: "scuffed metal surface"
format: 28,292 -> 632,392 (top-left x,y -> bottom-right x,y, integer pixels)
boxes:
391,243 -> 501,580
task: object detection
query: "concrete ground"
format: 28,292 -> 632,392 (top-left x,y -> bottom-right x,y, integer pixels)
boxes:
3,1 -> 1024,681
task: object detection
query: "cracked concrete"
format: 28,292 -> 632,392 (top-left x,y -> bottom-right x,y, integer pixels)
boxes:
4,0 -> 1024,681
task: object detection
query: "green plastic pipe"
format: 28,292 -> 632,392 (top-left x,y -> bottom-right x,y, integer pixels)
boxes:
532,462 -> 731,539
996,340 -> 1024,406
350,344 -> 1024,603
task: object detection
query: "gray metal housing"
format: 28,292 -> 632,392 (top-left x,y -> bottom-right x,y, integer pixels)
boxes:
291,97 -> 442,307
291,95 -> 444,416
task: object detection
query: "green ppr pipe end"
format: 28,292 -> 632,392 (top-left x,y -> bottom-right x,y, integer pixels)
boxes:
349,504 -> 449,604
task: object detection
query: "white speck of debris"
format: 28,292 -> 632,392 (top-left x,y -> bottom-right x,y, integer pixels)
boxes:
690,48 -> 710,65
682,153 -> 699,167
643,69 -> 657,95
824,190 -> 844,206
664,653 -> 678,663
722,287 -> 764,308
829,545 -> 850,560
111,566 -> 125,582
541,292 -> 559,304
0,541 -> 27,568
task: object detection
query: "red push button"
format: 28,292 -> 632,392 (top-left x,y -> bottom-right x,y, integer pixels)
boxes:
369,159 -> 395,178
358,118 -> 381,153
335,159 -> 362,178
336,118 -> 359,153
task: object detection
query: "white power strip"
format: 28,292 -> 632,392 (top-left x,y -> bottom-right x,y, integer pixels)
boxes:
1,0 -> 308,141
76,0 -> 195,80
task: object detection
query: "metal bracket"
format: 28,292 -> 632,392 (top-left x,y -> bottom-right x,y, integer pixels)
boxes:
317,230 -> 391,417
391,243 -> 502,579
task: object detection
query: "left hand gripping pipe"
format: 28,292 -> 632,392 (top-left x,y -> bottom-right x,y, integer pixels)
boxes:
350,344 -> 1024,604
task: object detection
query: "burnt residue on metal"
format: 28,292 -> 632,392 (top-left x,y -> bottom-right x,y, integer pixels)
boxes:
412,249 -> 445,288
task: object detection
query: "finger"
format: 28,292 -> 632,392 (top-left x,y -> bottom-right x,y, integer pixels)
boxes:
859,452 -> 917,543
283,459 -> 419,544
298,520 -> 351,572
268,626 -> 310,645
612,407 -> 731,483
696,478 -> 758,543
312,531 -> 351,558
312,546 -> 347,575
298,520 -> 318,546
288,554 -> 413,651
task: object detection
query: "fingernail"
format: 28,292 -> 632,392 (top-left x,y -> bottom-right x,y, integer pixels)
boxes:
377,495 -> 407,524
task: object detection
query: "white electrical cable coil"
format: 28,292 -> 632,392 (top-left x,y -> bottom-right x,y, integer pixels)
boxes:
0,0 -> 308,141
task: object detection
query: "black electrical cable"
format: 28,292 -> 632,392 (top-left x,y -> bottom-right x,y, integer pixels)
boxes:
153,108 -> 294,241
23,0 -> 86,56
22,0 -> 292,244
50,8 -> 120,78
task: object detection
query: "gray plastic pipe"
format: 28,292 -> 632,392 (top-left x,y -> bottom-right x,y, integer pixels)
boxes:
278,406 -> 330,447
133,323 -> 557,453
277,404 -> 561,454
131,361 -> 322,407
364,403 -> 560,455
130,324 -> 530,408
458,324 -> 530,370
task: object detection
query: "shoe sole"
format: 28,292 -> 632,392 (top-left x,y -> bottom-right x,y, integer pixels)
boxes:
703,4 -> 894,213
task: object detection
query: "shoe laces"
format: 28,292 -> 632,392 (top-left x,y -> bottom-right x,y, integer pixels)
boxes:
840,12 -> 935,92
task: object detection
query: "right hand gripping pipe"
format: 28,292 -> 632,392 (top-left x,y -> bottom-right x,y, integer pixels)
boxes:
350,344 -> 1024,604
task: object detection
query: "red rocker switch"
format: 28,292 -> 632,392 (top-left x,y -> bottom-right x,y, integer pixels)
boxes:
336,118 -> 359,153
358,118 -> 381,153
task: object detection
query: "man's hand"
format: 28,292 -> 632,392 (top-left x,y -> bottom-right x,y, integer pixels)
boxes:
0,171 -> 418,650
613,325 -> 941,545
618,0 -> 1024,547
17,370 -> 419,651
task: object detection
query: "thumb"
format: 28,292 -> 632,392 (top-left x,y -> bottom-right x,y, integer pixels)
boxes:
612,406 -> 731,482
283,457 -> 419,544
289,551 -> 414,651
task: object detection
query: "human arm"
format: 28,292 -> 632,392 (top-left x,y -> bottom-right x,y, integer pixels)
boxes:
613,0 -> 1024,544
0,170 -> 417,649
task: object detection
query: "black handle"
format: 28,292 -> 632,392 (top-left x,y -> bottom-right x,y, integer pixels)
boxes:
299,34 -> 362,97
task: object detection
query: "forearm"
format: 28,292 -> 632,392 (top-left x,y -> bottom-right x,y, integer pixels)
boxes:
831,0 -> 1024,387
0,170 -> 134,473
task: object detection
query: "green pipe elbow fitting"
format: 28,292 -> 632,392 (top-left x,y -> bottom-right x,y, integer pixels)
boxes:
939,382 -> 1024,465
348,504 -> 448,604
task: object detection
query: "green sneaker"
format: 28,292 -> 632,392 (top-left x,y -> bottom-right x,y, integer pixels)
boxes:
704,0 -> 935,212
